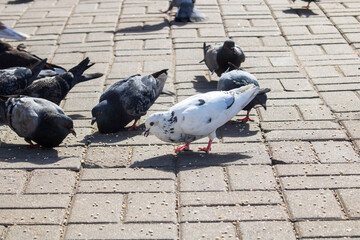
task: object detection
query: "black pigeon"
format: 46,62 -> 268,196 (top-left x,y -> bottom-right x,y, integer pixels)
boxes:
292,0 -> 320,8
0,59 -> 47,96
21,57 -> 103,105
91,69 -> 168,133
4,96 -> 76,148
201,40 -> 245,77
174,0 -> 206,22
0,21 -> 29,40
0,40 -> 66,72
217,69 -> 271,122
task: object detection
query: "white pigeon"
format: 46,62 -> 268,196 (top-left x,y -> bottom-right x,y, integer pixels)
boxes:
144,84 -> 260,153
0,22 -> 29,40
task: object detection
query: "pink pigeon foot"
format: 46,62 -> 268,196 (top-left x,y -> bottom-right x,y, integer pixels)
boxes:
175,142 -> 190,153
238,111 -> 253,122
198,140 -> 213,153
126,120 -> 138,131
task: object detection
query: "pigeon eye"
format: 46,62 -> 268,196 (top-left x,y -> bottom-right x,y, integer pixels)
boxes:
150,122 -> 154,126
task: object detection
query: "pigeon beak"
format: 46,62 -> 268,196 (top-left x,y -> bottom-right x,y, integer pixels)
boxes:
91,117 -> 96,125
261,103 -> 267,110
70,128 -> 77,137
144,129 -> 150,137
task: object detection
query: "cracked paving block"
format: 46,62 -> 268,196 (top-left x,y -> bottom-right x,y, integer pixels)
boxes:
126,193 -> 176,223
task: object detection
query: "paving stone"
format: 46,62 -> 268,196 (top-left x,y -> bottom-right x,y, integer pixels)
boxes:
85,145 -> 131,167
312,141 -> 360,163
292,45 -> 324,56
305,66 -> 340,78
261,121 -> 341,131
126,193 -> 176,223
265,129 -> 348,141
6,225 -> 62,240
269,141 -> 317,164
180,191 -> 282,206
227,165 -> 276,190
0,209 -> 65,225
238,221 -> 296,240
278,162 -> 360,177
25,169 -> 76,194
180,205 -> 287,222
78,180 -> 175,193
298,105 -> 335,121
0,194 -> 70,209
279,78 -> 314,91
130,145 -> 176,168
337,189 -> 360,218
69,194 -> 123,223
64,223 -> 177,239
296,220 -> 360,238
321,92 -> 360,112
178,166 -> 226,192
259,106 -> 301,122
0,170 -> 27,194
342,121 -> 360,139
280,175 -> 360,190
284,190 -> 344,220
181,223 -> 236,239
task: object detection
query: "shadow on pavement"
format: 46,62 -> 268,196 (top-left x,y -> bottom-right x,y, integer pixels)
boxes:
283,8 -> 318,17
116,19 -> 170,33
7,0 -> 33,4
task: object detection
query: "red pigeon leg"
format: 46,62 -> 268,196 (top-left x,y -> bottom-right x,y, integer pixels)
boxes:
238,111 -> 254,122
175,142 -> 190,153
303,2 -> 311,8
28,140 -> 40,149
126,120 -> 138,131
198,139 -> 213,153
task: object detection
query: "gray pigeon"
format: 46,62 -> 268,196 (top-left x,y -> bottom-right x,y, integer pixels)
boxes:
174,0 -> 206,22
217,69 -> 271,122
0,22 -> 29,40
5,96 -> 76,148
161,0 -> 182,13
21,57 -> 103,105
91,69 -> 168,133
201,40 -> 245,77
0,59 -> 47,96
144,84 -> 260,153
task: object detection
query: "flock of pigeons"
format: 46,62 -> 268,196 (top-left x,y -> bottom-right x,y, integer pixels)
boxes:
0,0 -> 283,153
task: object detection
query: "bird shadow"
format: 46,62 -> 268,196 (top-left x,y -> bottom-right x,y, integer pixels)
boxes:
115,19 -> 170,33
283,8 -> 318,17
130,151 -> 253,171
0,143 -> 64,166
7,0 -> 32,4
68,114 -> 87,120
191,75 -> 217,93
217,121 -> 259,139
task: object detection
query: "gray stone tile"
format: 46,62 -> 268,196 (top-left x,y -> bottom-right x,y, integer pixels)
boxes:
276,163 -> 360,177
269,141 -> 317,164
6,225 -> 62,240
126,193 -> 176,223
238,221 -> 296,240
227,165 -> 277,190
337,189 -> 360,218
312,141 -> 360,163
0,195 -> 70,209
284,190 -> 344,220
0,170 -> 27,194
296,220 -> 360,238
0,209 -> 65,225
181,223 -> 236,239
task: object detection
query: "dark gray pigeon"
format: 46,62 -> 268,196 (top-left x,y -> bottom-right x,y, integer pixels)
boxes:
0,59 -> 47,96
91,69 -> 168,133
201,40 -> 245,77
21,57 -> 103,105
292,0 -> 320,8
217,69 -> 270,122
5,96 -> 76,148
174,0 -> 206,22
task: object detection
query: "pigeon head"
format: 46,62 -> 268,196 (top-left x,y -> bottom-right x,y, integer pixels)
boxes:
223,40 -> 235,51
91,100 -> 125,133
144,113 -> 163,137
253,88 -> 271,110
61,116 -> 76,137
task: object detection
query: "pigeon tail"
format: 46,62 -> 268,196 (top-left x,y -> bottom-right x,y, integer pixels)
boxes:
28,58 -> 47,84
78,73 -> 104,84
151,69 -> 168,97
151,69 -> 168,79
68,58 -> 95,87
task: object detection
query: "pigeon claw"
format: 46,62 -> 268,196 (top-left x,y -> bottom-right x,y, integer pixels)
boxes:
126,120 -> 138,131
238,116 -> 254,122
175,143 -> 190,153
198,140 -> 213,154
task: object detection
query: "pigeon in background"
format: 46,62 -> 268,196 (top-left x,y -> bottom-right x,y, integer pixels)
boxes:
92,69 -> 168,133
217,69 -> 271,122
0,22 -> 29,40
4,96 -> 76,148
161,0 -> 182,13
0,40 -> 66,72
144,84 -> 260,153
292,0 -> 320,8
174,0 -> 206,22
201,40 -> 245,77
0,59 -> 47,96
21,57 -> 103,105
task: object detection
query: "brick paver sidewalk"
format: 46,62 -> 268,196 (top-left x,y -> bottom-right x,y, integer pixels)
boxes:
1,0 -> 360,239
